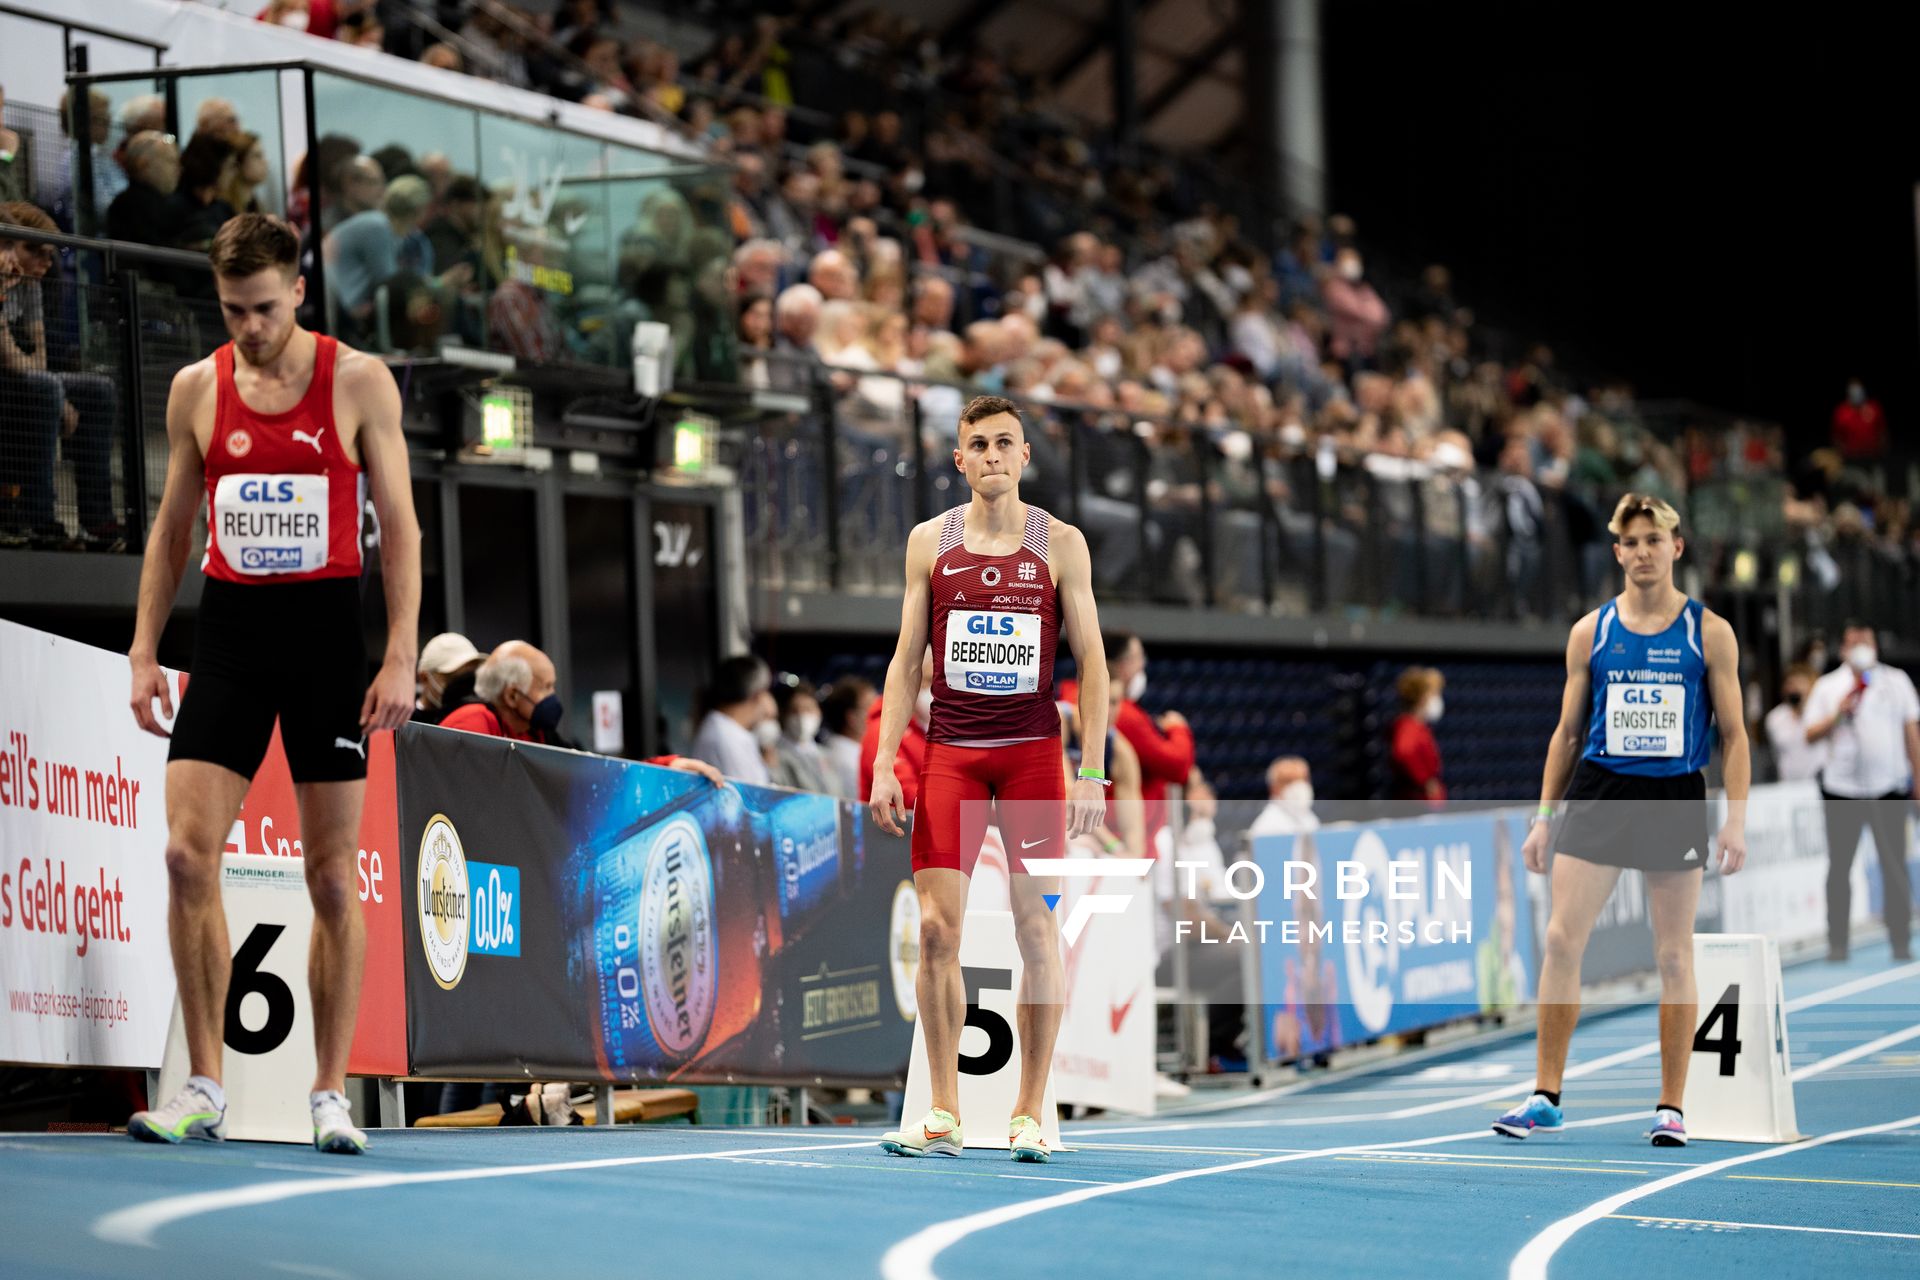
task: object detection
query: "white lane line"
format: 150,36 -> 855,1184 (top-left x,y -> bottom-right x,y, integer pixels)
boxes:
267,1263 -> 353,1280
1609,1214 -> 1920,1241
878,1112 -> 1646,1280
1074,961 -> 1920,1139
998,1174 -> 1118,1186
92,1139 -> 876,1248
1790,1022 -> 1920,1081
1507,1113 -> 1920,1280
1072,1143 -> 1319,1156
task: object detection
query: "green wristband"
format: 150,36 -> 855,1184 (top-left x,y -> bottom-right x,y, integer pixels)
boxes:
1077,767 -> 1107,781
1536,804 -> 1555,819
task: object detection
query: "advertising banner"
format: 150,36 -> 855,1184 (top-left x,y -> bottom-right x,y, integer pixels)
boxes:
1253,811 -> 1538,1061
398,724 -> 916,1084
222,723 -> 408,1078
0,620 -> 178,1067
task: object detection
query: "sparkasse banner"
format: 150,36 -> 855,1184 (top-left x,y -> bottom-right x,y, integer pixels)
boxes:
0,619 -> 178,1067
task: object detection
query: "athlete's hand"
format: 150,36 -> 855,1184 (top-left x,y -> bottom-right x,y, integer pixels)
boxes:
668,756 -> 726,786
1522,819 -> 1551,874
129,655 -> 174,738
1715,819 -> 1747,875
869,771 -> 908,836
1067,778 -> 1107,839
360,656 -> 415,733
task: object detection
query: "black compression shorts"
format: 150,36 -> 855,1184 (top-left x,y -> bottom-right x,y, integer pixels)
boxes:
168,577 -> 370,783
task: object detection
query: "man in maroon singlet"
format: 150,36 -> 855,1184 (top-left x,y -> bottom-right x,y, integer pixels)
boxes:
125,214 -> 420,1153
872,395 -> 1110,1163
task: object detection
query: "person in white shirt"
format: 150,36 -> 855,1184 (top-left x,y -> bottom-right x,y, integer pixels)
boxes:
1763,663 -> 1828,782
769,677 -> 831,794
1250,756 -> 1320,838
1802,623 -> 1918,962
817,676 -> 874,800
689,655 -> 778,787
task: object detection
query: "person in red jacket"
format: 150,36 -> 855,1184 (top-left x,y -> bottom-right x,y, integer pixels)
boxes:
441,640 -> 721,782
1060,630 -> 1193,842
860,653 -> 932,810
1389,665 -> 1447,805
1830,379 -> 1888,463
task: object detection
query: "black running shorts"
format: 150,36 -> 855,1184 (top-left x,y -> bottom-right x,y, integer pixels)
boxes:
168,577 -> 370,783
1553,760 -> 1711,873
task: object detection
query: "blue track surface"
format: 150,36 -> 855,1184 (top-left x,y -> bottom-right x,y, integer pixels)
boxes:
6,944 -> 1916,1280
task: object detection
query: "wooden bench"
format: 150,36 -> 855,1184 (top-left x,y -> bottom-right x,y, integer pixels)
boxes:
413,1088 -> 699,1128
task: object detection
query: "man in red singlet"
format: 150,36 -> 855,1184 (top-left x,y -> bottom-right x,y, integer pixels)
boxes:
125,214 -> 421,1154
872,395 -> 1110,1164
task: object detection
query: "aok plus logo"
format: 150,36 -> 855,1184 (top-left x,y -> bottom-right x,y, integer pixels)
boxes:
1018,857 -> 1154,944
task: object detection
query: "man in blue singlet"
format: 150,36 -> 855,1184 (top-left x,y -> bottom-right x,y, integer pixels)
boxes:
1494,494 -> 1749,1148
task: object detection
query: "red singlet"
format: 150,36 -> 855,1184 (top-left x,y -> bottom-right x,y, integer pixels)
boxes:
202,334 -> 365,583
913,503 -> 1067,876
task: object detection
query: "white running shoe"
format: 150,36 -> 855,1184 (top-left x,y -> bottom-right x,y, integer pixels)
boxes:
311,1090 -> 368,1154
128,1081 -> 226,1144
880,1107 -> 963,1157
1008,1114 -> 1051,1163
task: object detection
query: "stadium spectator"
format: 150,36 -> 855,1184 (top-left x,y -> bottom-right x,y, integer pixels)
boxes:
1389,666 -> 1447,805
770,676 -> 831,794
1829,378 -> 1888,464
860,653 -> 931,810
690,654 -> 778,786
257,0 -> 337,40
1803,623 -> 1917,963
423,175 -> 486,287
35,88 -> 119,232
193,98 -> 242,143
220,132 -> 271,217
1249,756 -> 1319,837
0,84 -> 32,205
768,282 -> 824,390
489,227 -> 566,363
1085,630 -> 1194,842
441,641 -> 573,746
737,293 -> 773,387
326,154 -> 386,234
105,132 -> 182,247
110,95 -> 165,179
167,132 -> 239,253
1319,246 -> 1388,370
412,632 -> 484,725
0,203 -> 119,549
819,676 -> 876,800
1763,662 -> 1827,783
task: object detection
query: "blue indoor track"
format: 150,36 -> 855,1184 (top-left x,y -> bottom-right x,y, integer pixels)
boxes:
6,943 -> 1916,1280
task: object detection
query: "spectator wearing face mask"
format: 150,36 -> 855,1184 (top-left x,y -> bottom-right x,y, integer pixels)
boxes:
1251,756 -> 1319,837
1062,631 -> 1193,843
691,655 -> 779,786
412,631 -> 484,725
860,649 -> 931,811
819,676 -> 876,800
1389,666 -> 1447,806
1802,623 -> 1918,962
1764,663 -> 1827,783
770,676 -> 831,794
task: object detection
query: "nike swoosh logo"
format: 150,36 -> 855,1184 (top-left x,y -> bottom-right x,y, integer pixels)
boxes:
1020,837 -> 1048,849
1109,992 -> 1137,1033
924,1127 -> 953,1139
940,564 -> 974,576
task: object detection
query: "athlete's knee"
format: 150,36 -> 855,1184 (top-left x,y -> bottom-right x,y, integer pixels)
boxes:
1013,913 -> 1060,966
918,912 -> 963,968
1654,941 -> 1692,986
163,840 -> 221,899
303,854 -> 359,921
1543,919 -> 1587,966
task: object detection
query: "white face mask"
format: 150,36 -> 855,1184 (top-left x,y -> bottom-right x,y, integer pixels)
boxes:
790,711 -> 822,743
753,719 -> 781,749
280,11 -> 310,30
1125,671 -> 1147,703
1421,694 -> 1445,723
913,686 -> 933,729
1339,258 -> 1363,282
1846,644 -> 1877,672
1280,779 -> 1314,815
1092,348 -> 1122,380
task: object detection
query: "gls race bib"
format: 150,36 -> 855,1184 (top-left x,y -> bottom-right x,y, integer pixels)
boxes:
944,610 -> 1041,696
1605,682 -> 1685,757
213,473 -> 329,574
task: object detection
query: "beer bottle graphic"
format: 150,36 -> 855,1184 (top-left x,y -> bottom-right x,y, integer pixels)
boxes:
576,783 -> 861,1081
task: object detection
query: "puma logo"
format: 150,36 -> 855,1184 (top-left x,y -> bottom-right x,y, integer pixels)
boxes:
940,564 -> 974,576
334,736 -> 366,759
1020,837 -> 1048,849
292,427 -> 326,454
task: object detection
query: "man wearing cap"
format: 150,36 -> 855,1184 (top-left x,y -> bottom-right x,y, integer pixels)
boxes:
413,631 -> 484,724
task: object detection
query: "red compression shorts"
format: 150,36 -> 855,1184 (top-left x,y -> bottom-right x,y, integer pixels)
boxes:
910,736 -> 1068,876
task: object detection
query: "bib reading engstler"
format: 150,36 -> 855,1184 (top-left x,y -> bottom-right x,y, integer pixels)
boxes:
1583,597 -> 1716,776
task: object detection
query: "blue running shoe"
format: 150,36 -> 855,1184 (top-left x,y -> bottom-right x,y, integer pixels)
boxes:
1646,1108 -> 1688,1147
1492,1093 -> 1564,1139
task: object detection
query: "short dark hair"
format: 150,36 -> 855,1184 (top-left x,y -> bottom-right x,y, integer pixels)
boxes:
444,175 -> 483,204
208,213 -> 300,279
1841,619 -> 1876,641
819,675 -> 874,735
959,395 -> 1021,432
707,654 -> 771,710
178,130 -> 236,194
1103,630 -> 1138,663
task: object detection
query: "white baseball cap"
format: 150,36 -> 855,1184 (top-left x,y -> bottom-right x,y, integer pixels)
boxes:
419,632 -> 483,676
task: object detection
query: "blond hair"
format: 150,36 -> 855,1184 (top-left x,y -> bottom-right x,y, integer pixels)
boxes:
1607,492 -> 1681,538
